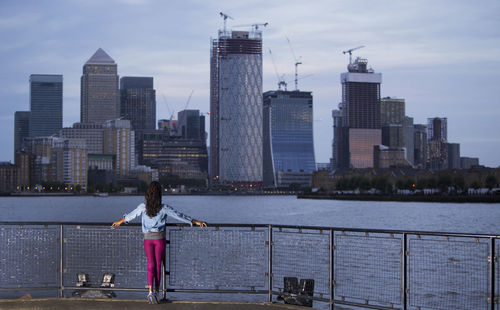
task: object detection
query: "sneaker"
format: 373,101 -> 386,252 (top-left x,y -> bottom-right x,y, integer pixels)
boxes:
147,292 -> 158,304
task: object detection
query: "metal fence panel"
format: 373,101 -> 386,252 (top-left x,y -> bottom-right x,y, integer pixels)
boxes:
0,225 -> 60,288
334,231 -> 402,307
272,228 -> 330,297
407,235 -> 490,310
168,226 -> 267,290
63,225 -> 146,289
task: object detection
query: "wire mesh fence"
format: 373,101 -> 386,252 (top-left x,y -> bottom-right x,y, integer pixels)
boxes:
0,224 -> 60,289
272,227 -> 330,298
168,226 -> 268,290
407,235 -> 490,310
63,225 -> 146,289
334,231 -> 402,308
0,222 -> 498,310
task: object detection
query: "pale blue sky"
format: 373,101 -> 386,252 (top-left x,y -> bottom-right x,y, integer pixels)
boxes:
1,0 -> 499,167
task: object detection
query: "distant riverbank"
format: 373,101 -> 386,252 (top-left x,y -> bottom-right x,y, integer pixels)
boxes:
298,193 -> 500,203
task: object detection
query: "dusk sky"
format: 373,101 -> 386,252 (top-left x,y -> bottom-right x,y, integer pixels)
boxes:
1,0 -> 499,167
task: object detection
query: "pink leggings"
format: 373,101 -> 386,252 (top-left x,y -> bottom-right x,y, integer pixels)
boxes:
144,239 -> 166,288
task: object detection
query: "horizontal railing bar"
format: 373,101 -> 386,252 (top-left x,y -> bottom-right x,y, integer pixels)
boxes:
271,291 -> 330,303
1,286 -> 271,295
167,289 -> 269,294
333,299 -> 401,310
1,221 -> 499,238
63,286 -> 148,292
0,287 -> 61,291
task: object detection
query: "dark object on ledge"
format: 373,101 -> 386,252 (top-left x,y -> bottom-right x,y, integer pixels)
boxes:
277,277 -> 314,307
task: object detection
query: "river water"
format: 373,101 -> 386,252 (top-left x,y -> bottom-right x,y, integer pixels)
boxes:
0,195 -> 499,234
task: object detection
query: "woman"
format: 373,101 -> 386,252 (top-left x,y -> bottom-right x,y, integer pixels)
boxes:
111,181 -> 207,304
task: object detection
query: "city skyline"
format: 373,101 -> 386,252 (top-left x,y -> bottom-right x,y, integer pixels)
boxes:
1,0 -> 499,167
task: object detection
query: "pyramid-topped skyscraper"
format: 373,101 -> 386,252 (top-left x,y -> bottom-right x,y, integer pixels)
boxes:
81,48 -> 119,124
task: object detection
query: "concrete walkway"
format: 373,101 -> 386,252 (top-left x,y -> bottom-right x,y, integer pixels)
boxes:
0,298 -> 308,310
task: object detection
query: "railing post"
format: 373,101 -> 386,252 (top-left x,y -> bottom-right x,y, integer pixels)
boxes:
268,225 -> 273,303
330,229 -> 334,310
402,233 -> 407,310
59,224 -> 64,298
490,237 -> 495,310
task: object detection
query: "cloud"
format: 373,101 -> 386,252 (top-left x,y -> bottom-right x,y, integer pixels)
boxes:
0,0 -> 499,165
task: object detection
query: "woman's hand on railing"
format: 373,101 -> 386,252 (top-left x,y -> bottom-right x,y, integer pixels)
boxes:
192,219 -> 208,228
111,218 -> 125,229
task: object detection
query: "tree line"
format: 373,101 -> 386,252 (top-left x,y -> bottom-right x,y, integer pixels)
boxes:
334,174 -> 498,194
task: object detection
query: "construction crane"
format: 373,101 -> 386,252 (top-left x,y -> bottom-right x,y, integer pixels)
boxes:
162,94 -> 175,121
268,48 -> 287,91
233,23 -> 269,31
183,90 -> 194,111
286,37 -> 302,91
342,45 -> 365,64
219,12 -> 234,33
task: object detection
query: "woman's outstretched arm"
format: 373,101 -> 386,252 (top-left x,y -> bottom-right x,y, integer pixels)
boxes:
191,219 -> 208,227
111,203 -> 145,228
111,218 -> 125,228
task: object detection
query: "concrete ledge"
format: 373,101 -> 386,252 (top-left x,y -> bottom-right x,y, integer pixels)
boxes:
0,298 -> 306,310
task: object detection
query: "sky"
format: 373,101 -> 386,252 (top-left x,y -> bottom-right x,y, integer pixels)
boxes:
1,0 -> 499,167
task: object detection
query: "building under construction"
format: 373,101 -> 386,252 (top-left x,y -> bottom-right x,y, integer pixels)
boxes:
210,27 -> 263,187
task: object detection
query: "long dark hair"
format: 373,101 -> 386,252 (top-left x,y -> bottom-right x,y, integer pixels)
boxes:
145,181 -> 162,218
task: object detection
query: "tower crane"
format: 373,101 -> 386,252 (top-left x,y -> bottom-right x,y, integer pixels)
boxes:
233,23 -> 269,31
286,36 -> 302,91
162,94 -> 175,121
219,12 -> 234,33
342,45 -> 365,64
268,48 -> 287,91
183,90 -> 194,111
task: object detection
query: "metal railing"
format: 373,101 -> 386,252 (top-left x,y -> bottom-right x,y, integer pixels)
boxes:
0,222 -> 498,310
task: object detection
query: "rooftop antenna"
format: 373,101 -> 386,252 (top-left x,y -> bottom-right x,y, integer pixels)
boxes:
286,36 -> 302,91
219,12 -> 234,33
342,45 -> 365,64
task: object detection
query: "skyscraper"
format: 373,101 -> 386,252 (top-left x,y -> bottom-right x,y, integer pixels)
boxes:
120,76 -> 156,132
404,116 -> 414,165
120,76 -> 156,165
81,48 -> 119,124
263,90 -> 316,188
413,124 -> 427,169
29,74 -> 63,137
447,143 -> 460,169
339,57 -> 382,168
427,117 -> 447,142
14,111 -> 30,158
210,29 -> 263,186
331,108 -> 342,169
427,117 -> 448,170
380,97 -> 404,148
177,110 -> 205,141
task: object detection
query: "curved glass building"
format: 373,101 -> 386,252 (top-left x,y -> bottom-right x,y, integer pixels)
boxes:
263,90 -> 316,188
210,30 -> 263,187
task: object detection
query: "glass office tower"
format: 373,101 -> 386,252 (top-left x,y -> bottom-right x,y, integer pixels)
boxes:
120,76 -> 156,132
263,90 -> 316,187
29,74 -> 63,138
14,111 -> 30,157
81,48 -> 119,125
210,29 -> 263,186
